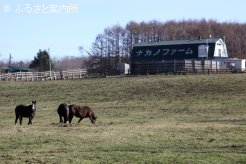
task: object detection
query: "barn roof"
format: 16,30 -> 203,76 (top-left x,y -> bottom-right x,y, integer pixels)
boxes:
133,38 -> 223,47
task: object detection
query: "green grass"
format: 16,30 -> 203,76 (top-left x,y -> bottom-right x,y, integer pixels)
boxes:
0,74 -> 246,163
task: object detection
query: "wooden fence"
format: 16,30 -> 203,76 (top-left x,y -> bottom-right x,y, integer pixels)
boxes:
0,69 -> 90,81
0,61 -> 238,81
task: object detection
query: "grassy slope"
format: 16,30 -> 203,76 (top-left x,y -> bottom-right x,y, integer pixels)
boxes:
0,74 -> 246,163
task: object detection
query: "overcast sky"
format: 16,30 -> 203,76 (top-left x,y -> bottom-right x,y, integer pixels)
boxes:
0,0 -> 245,62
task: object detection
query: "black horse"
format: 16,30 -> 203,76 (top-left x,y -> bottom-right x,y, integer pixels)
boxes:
15,100 -> 37,125
69,104 -> 97,124
57,103 -> 69,123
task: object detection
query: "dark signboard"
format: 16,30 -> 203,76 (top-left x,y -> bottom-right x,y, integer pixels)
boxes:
131,43 -> 215,63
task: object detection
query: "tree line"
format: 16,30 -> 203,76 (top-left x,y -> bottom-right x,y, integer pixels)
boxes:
0,50 -> 86,72
85,19 -> 246,72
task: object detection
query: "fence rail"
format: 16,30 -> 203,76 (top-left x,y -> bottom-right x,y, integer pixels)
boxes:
0,69 -> 91,81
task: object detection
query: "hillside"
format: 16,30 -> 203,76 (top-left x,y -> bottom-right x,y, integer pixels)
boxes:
0,74 -> 246,163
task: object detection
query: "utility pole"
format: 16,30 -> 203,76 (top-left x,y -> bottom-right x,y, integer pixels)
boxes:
48,48 -> 52,80
9,53 -> 13,66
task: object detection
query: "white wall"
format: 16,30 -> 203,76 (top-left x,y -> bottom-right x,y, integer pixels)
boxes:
214,39 -> 228,58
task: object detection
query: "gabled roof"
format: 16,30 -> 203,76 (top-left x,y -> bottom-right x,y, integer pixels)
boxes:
133,38 -> 222,47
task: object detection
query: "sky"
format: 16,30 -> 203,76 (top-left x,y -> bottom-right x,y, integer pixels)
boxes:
0,0 -> 245,62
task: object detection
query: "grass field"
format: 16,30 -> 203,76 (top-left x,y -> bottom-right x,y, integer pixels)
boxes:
0,74 -> 246,163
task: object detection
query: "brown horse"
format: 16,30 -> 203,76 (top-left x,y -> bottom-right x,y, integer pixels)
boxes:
57,103 -> 69,123
15,100 -> 36,125
69,105 -> 97,124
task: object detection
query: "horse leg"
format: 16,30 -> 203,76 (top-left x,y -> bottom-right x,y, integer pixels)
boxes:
20,117 -> 23,125
64,115 -> 68,123
28,117 -> 32,125
65,108 -> 69,123
15,115 -> 19,125
69,115 -> 73,123
59,115 -> 63,123
29,115 -> 34,125
78,117 -> 83,123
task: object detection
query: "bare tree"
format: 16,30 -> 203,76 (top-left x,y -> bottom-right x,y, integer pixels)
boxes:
53,56 -> 87,71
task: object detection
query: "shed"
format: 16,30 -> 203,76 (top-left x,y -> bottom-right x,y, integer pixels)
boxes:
226,59 -> 246,72
0,66 -> 32,73
117,63 -> 130,74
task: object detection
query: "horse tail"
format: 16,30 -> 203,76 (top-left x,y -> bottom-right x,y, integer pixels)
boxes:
15,105 -> 21,115
62,103 -> 69,123
57,103 -> 69,123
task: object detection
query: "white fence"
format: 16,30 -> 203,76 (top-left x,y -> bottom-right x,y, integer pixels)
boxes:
0,69 -> 88,81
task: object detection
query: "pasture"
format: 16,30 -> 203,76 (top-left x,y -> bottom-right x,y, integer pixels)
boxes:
0,74 -> 246,163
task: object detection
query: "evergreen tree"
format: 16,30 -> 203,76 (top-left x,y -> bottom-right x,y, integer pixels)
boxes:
30,49 -> 54,71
